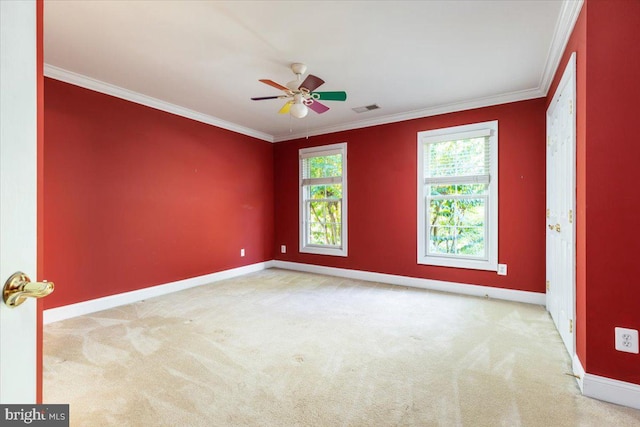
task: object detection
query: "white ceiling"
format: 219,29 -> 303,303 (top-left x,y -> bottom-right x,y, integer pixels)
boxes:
44,1 -> 582,142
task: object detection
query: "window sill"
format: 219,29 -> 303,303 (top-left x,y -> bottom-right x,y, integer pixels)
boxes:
300,246 -> 348,257
418,255 -> 497,271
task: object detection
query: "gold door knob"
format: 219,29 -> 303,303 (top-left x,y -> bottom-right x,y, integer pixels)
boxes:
3,272 -> 54,308
555,223 -> 561,232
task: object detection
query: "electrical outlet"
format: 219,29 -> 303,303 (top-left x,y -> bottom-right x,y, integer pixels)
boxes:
497,264 -> 507,276
281,245 -> 287,254
615,327 -> 639,354
240,248 -> 245,257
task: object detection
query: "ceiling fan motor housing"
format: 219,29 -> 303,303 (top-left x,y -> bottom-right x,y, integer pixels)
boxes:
290,63 -> 307,76
287,63 -> 307,90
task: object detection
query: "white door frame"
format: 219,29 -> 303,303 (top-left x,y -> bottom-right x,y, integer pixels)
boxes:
546,52 -> 577,358
0,0 -> 39,403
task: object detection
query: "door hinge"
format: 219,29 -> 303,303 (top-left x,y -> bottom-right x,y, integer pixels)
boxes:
547,136 -> 551,146
546,280 -> 550,291
569,319 -> 573,334
568,209 -> 573,223
569,100 -> 573,115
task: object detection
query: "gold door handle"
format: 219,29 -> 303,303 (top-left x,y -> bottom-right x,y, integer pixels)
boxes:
555,224 -> 561,232
3,272 -> 54,308
548,224 -> 554,230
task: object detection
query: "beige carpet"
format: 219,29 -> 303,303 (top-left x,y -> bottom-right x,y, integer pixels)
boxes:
44,269 -> 640,426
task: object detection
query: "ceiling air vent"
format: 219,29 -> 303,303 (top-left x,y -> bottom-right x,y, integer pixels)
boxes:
352,104 -> 380,113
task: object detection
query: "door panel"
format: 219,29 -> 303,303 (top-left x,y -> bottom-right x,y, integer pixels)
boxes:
546,53 -> 576,357
0,0 -> 38,403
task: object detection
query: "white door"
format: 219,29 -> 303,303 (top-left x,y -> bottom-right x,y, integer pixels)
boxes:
0,0 -> 39,403
546,53 -> 576,357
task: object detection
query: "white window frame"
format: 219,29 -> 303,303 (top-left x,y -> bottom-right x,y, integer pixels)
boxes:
417,121 -> 498,271
299,143 -> 348,256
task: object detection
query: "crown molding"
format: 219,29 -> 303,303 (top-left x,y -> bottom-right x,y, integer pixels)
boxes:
274,0 -> 584,143
539,0 -> 584,95
44,64 -> 274,143
45,1 -> 582,144
273,87 -> 545,142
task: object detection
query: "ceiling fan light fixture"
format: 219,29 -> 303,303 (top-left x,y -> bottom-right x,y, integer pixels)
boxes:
252,63 -> 345,118
290,102 -> 308,119
290,93 -> 308,118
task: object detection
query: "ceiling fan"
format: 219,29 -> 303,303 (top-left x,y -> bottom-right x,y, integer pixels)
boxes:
251,63 -> 347,118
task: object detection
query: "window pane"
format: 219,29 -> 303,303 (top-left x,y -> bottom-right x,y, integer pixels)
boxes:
427,137 -> 488,178
430,199 -> 455,226
428,197 -> 485,257
457,227 -> 484,256
326,183 -> 342,198
308,184 -> 342,200
307,200 -> 342,246
309,185 -> 326,199
429,225 -> 455,254
430,185 -> 456,196
306,154 -> 342,179
429,183 -> 487,196
457,184 -> 487,195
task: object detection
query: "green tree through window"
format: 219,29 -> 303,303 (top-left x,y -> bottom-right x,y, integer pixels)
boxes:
300,143 -> 347,256
427,138 -> 488,257
418,121 -> 498,271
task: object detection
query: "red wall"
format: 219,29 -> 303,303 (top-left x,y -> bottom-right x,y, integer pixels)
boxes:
583,0 -> 640,385
43,79 -> 274,309
274,99 -> 547,293
547,0 -> 640,386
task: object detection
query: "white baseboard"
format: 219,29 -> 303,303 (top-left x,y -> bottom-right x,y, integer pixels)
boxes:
43,261 -> 273,324
566,339 -> 640,410
272,261 -> 546,305
44,259 -> 545,324
582,372 -> 640,410
573,353 -> 586,392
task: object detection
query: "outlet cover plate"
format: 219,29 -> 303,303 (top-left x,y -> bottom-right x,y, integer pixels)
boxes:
281,245 -> 286,254
497,264 -> 507,276
615,327 -> 639,354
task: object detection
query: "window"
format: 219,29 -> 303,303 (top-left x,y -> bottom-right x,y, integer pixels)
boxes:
299,143 -> 347,256
417,121 -> 498,270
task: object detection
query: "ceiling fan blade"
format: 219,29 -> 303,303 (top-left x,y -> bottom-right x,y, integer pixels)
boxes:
259,79 -> 290,92
307,99 -> 330,114
251,96 -> 283,101
278,101 -> 293,114
311,91 -> 347,101
299,74 -> 325,92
